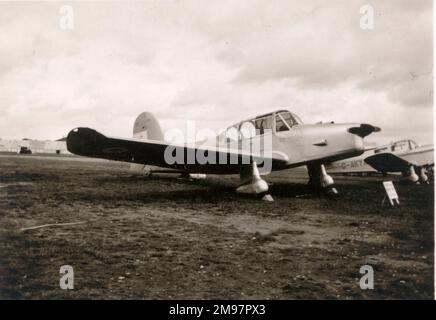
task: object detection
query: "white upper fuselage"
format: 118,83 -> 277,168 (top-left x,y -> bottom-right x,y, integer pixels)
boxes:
200,109 -> 369,173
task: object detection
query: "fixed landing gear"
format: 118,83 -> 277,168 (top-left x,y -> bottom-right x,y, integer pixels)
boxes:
402,166 -> 430,184
236,162 -> 273,201
307,163 -> 338,195
417,167 -> 429,184
400,165 -> 431,184
401,165 -> 420,184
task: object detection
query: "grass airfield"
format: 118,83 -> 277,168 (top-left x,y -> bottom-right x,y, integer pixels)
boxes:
0,155 -> 433,299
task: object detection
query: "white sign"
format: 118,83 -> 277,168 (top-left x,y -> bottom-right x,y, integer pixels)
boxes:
382,181 -> 399,206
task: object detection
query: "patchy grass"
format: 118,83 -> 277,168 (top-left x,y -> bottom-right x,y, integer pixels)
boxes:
0,155 -> 433,299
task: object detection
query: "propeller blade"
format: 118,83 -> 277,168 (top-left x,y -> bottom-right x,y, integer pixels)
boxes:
348,124 -> 381,138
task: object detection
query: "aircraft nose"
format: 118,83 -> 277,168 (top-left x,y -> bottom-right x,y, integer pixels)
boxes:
348,124 -> 381,138
346,123 -> 381,155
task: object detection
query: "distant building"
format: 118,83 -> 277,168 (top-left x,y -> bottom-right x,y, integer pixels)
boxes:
0,138 -> 70,154
44,140 -> 69,154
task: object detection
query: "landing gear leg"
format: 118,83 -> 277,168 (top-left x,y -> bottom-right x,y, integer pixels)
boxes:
418,167 -> 429,184
307,163 -> 338,195
401,165 -> 419,184
236,162 -> 273,201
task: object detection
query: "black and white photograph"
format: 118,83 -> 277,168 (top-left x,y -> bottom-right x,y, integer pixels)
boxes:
0,0 -> 434,305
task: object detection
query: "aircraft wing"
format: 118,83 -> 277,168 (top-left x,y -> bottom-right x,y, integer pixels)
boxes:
364,153 -> 415,173
66,127 -> 288,174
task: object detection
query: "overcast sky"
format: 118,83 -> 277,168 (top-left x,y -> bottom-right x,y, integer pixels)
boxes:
0,0 -> 433,145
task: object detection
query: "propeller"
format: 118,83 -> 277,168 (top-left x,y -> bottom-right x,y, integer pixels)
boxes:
348,124 -> 381,138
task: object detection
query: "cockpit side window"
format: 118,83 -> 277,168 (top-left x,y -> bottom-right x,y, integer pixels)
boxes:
254,116 -> 273,135
276,115 -> 289,132
240,121 -> 256,139
408,140 -> 418,150
222,126 -> 239,143
374,147 -> 388,154
282,112 -> 298,127
218,116 -> 274,144
275,111 -> 299,132
292,113 -> 303,125
391,141 -> 408,152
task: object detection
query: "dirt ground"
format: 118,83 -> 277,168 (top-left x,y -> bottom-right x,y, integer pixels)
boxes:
0,155 -> 434,299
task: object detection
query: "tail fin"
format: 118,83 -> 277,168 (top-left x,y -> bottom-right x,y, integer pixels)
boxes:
133,112 -> 164,141
130,112 -> 163,174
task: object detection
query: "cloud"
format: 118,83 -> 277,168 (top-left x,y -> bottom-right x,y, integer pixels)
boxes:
0,0 -> 432,145
211,0 -> 433,108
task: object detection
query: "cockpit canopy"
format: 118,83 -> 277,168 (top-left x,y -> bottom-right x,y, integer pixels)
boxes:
374,139 -> 418,154
218,110 -> 302,143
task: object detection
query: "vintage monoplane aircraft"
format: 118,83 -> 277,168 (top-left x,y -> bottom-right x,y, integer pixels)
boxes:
326,139 -> 434,183
66,110 -> 380,198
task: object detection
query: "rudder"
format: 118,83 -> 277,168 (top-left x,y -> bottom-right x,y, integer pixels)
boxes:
130,112 -> 164,174
133,112 -> 164,141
